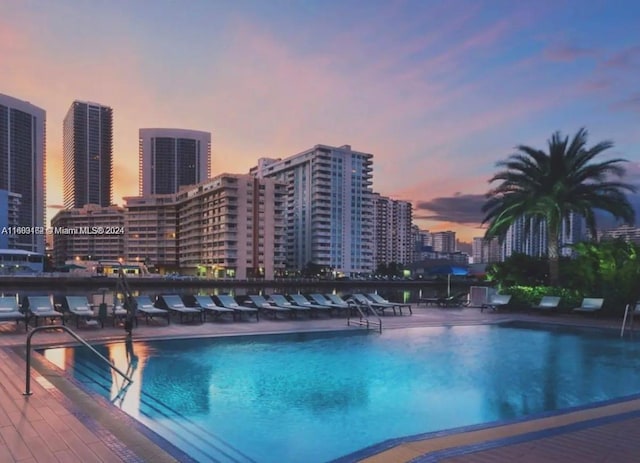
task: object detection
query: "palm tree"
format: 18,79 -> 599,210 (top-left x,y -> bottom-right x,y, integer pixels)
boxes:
482,128 -> 636,286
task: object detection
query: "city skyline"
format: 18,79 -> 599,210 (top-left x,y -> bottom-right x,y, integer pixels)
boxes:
2,1 -> 639,241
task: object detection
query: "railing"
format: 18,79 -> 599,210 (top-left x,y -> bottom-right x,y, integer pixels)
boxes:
24,325 -> 133,396
620,303 -> 639,338
346,299 -> 382,333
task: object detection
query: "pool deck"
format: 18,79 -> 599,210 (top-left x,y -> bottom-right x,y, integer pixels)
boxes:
1,306 -> 640,462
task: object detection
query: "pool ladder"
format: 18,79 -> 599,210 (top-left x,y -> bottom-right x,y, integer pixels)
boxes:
620,302 -> 639,338
346,299 -> 382,333
23,325 -> 134,396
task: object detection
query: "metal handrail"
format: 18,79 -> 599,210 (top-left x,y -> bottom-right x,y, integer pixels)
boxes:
347,299 -> 382,333
24,325 -> 133,396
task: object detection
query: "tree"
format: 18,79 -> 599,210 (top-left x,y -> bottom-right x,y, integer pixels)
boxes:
482,128 -> 636,286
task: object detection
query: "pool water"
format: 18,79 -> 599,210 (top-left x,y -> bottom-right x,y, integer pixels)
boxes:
41,323 -> 640,462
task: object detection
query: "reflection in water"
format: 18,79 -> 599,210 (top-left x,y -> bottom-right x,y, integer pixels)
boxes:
38,324 -> 640,463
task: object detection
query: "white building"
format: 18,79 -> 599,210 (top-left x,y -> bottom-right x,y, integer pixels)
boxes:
139,128 -> 211,195
0,93 -> 46,253
251,144 -> 374,276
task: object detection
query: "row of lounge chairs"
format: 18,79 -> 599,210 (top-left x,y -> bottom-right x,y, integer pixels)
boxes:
0,292 -> 412,331
481,295 -> 605,314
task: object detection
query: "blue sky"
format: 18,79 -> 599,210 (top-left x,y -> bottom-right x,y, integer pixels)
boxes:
2,0 -> 639,240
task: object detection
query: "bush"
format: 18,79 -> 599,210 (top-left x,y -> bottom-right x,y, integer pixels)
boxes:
501,286 -> 582,312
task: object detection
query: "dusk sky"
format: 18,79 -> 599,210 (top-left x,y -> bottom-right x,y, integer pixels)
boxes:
2,0 -> 639,242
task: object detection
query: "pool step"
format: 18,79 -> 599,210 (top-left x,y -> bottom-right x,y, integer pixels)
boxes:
67,355 -> 258,463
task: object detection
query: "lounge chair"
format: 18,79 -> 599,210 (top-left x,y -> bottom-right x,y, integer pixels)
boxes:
349,294 -> 393,316
531,296 -> 561,313
25,296 -> 65,326
289,294 -> 332,316
216,295 -> 259,321
417,296 -> 442,307
309,293 -> 350,316
65,296 -> 104,328
268,294 -> 312,318
134,296 -> 170,325
438,292 -> 469,308
480,294 -> 512,312
157,295 -> 202,323
247,295 -> 291,319
192,295 -> 235,321
572,298 -> 604,314
325,294 -> 353,315
0,296 -> 28,331
367,293 -> 413,315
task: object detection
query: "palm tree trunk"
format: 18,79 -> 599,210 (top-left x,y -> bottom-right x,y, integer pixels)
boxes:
548,231 -> 560,286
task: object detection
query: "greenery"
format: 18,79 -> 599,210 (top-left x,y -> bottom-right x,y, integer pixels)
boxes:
490,240 -> 640,315
500,285 -> 582,311
482,128 -> 636,286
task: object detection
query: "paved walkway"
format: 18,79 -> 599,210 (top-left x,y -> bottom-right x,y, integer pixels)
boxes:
1,306 -> 639,462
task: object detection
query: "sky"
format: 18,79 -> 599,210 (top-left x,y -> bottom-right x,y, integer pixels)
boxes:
2,0 -> 639,242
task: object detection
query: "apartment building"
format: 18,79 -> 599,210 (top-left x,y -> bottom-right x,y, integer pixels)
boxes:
123,194 -> 179,271
50,204 -> 125,266
138,128 -> 211,195
372,193 -> 413,267
0,93 -> 46,253
432,231 -> 456,253
251,144 -> 374,276
175,174 -> 286,279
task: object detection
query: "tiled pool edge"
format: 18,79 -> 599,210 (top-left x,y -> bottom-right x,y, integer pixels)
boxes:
11,345 -> 194,463
340,393 -> 640,462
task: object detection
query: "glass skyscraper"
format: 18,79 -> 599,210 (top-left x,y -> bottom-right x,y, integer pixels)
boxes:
63,100 -> 113,209
138,128 -> 211,195
0,93 -> 46,253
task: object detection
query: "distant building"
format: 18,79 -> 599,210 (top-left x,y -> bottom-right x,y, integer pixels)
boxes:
472,236 -> 501,264
63,100 -> 113,208
599,225 -> 640,244
50,204 -> 125,266
372,193 -> 413,267
502,213 -> 586,260
138,128 -> 211,195
123,194 -> 179,272
251,144 -> 374,276
0,93 -> 46,253
432,231 -> 456,253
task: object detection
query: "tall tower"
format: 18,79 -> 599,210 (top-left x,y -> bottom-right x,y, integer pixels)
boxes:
0,93 -> 46,253
63,101 -> 113,208
138,128 -> 211,195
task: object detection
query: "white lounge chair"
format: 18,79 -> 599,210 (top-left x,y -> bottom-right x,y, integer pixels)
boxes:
572,298 -> 604,314
26,296 -> 65,326
134,296 -> 170,325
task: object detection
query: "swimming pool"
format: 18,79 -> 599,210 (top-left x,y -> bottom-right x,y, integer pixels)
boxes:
40,322 -> 640,462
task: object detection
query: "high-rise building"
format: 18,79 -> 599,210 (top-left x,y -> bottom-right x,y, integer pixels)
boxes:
432,231 -> 456,253
501,213 -> 585,260
63,100 -> 113,209
372,193 -> 413,267
0,93 -> 46,253
138,128 -> 211,195
176,174 -> 286,279
251,144 -> 374,276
